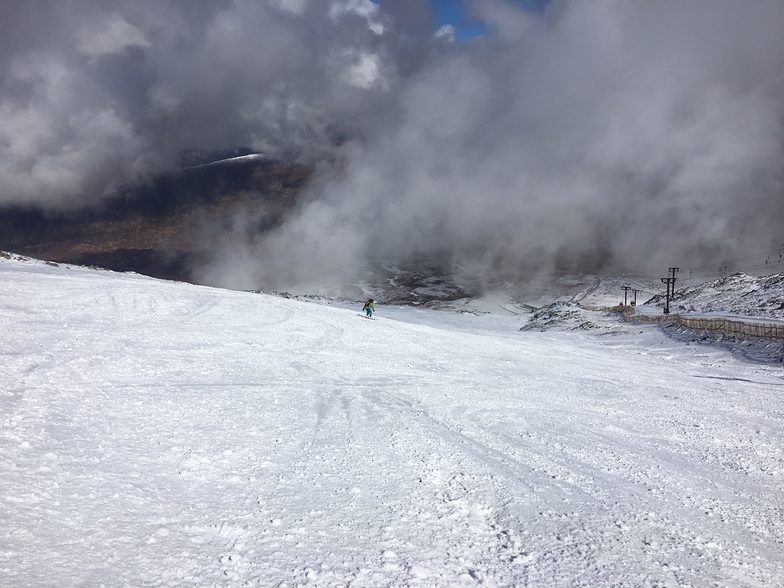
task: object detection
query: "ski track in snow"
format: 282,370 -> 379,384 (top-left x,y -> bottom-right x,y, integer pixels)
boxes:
1,258 -> 783,586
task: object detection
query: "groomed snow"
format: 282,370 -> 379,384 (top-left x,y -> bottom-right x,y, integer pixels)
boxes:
1,257 -> 783,586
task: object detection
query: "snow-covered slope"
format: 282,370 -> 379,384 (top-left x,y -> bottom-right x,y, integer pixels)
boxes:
646,272 -> 784,320
2,255 -> 783,586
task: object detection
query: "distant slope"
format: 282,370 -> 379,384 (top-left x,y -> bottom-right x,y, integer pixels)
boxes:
646,272 -> 784,319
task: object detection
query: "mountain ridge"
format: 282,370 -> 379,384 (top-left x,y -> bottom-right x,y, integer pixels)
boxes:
0,156 -> 311,281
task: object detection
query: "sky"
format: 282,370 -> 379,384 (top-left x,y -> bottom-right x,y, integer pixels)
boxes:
1,0 -> 783,291
427,0 -> 549,41
429,0 -> 487,41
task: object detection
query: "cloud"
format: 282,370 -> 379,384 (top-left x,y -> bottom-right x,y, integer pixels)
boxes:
0,0 -> 409,209
434,25 -> 456,42
270,0 -> 308,16
77,15 -> 150,58
329,0 -> 386,35
1,0 -> 783,290
198,0 -> 784,291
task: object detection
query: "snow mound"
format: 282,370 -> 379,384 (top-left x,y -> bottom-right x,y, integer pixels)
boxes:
520,301 -> 627,334
1,250 -> 32,263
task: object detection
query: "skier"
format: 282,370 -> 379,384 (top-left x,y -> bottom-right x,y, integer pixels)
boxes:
362,298 -> 375,318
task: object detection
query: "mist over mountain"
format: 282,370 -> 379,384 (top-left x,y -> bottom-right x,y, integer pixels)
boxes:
2,0 -> 784,293
0,154 -> 310,281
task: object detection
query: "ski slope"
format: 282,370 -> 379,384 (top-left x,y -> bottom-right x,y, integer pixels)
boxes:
1,256 -> 783,586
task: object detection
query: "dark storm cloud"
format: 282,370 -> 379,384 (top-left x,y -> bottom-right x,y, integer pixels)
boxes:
198,0 -> 784,291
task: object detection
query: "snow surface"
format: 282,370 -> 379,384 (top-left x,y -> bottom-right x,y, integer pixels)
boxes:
649,273 -> 784,321
2,255 -> 784,586
188,153 -> 266,169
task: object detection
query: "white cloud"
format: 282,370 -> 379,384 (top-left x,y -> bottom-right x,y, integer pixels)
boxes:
344,52 -> 386,90
269,0 -> 307,16
77,15 -> 150,58
330,0 -> 385,34
434,24 -> 456,43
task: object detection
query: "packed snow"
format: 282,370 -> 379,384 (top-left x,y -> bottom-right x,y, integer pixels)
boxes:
1,254 -> 783,586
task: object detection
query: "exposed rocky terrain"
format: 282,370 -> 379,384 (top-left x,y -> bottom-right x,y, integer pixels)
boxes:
0,154 -> 310,281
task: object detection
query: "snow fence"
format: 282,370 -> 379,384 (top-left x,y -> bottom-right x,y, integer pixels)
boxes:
625,310 -> 784,340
